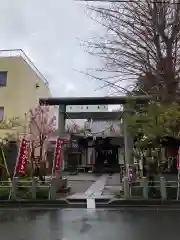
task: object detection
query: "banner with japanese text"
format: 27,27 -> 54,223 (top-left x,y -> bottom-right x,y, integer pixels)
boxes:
53,138 -> 63,174
15,138 -> 28,175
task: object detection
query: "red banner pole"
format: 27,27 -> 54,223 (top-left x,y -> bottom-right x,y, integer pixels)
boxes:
13,138 -> 28,177
13,139 -> 23,178
18,140 -> 28,174
51,138 -> 63,177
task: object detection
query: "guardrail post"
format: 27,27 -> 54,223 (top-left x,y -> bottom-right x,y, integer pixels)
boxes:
123,177 -> 130,199
50,176 -> 57,200
31,177 -> 38,199
11,177 -> 18,200
142,177 -> 148,199
160,176 -> 167,200
63,177 -> 68,189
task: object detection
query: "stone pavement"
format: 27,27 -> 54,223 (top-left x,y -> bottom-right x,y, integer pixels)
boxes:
66,173 -> 98,195
65,173 -> 98,182
67,174 -> 111,199
85,175 -> 108,197
106,173 -> 121,186
66,173 -> 122,199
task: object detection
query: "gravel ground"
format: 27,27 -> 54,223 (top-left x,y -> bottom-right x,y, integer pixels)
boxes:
68,180 -> 93,194
64,173 -> 98,194
106,173 -> 121,186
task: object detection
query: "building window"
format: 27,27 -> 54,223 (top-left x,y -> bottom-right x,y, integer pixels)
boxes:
0,72 -> 7,86
0,107 -> 4,121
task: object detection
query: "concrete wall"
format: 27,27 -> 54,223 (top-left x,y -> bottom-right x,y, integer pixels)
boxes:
0,55 -> 51,138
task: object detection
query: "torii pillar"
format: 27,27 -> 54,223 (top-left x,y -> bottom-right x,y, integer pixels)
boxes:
58,104 -> 66,176
123,104 -> 134,173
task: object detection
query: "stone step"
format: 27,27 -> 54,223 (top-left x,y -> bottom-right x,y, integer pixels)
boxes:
67,193 -> 112,200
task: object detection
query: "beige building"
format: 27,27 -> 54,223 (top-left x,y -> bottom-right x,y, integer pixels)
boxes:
0,49 -> 51,139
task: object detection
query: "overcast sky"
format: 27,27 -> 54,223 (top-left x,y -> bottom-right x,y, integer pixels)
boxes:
0,0 -> 109,98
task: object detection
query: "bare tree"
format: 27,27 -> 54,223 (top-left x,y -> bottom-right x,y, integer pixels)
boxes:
85,0 -> 180,101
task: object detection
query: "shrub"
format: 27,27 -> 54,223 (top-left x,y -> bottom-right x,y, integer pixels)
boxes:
0,187 -> 10,200
166,187 -> 177,200
36,187 -> 49,199
0,184 -> 50,200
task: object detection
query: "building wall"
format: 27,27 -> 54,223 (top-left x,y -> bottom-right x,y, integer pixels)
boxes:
0,57 -> 24,119
19,57 -> 51,114
0,55 -> 51,138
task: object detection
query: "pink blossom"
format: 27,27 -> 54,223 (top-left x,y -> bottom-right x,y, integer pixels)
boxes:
27,104 -> 57,157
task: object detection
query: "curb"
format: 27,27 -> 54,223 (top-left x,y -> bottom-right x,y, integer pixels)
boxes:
0,199 -> 180,209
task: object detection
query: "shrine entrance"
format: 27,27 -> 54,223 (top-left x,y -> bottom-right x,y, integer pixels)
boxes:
94,138 -> 119,173
39,96 -> 151,171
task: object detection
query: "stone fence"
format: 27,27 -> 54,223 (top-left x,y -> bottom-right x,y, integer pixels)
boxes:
123,176 -> 179,200
0,177 -> 68,200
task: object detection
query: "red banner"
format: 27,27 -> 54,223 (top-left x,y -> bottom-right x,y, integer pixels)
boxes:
54,138 -> 63,172
15,138 -> 28,174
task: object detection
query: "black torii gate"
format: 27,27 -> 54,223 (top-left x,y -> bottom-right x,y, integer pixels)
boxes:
39,95 -> 151,166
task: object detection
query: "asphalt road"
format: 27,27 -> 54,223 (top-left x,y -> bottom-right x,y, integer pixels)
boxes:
0,208 -> 180,240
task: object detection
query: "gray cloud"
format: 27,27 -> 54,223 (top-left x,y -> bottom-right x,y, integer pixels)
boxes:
0,0 -> 107,97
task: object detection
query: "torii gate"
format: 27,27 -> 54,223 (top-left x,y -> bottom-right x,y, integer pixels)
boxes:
39,95 -> 151,167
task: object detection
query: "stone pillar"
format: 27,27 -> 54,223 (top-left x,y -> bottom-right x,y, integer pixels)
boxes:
49,176 -> 57,200
160,176 -> 167,200
142,177 -> 148,199
11,177 -> 18,200
123,104 -> 134,173
58,104 -> 66,137
31,177 -> 38,199
123,177 -> 130,199
58,104 -> 66,177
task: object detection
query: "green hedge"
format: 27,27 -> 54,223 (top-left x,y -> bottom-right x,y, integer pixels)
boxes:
0,186 -> 50,200
166,187 -> 177,200
131,186 -> 143,197
130,186 -> 161,199
36,187 -> 49,199
0,187 -> 10,200
130,186 -> 178,199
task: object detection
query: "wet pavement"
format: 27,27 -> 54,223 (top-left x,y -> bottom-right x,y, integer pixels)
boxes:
0,208 -> 180,240
69,175 -> 109,199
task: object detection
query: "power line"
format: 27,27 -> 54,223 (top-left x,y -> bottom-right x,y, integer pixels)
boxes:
75,0 -> 180,3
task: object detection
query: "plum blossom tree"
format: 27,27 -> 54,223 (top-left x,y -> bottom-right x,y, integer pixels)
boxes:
28,105 -> 56,177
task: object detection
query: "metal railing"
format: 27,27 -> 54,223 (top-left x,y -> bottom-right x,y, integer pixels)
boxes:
0,49 -> 49,86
